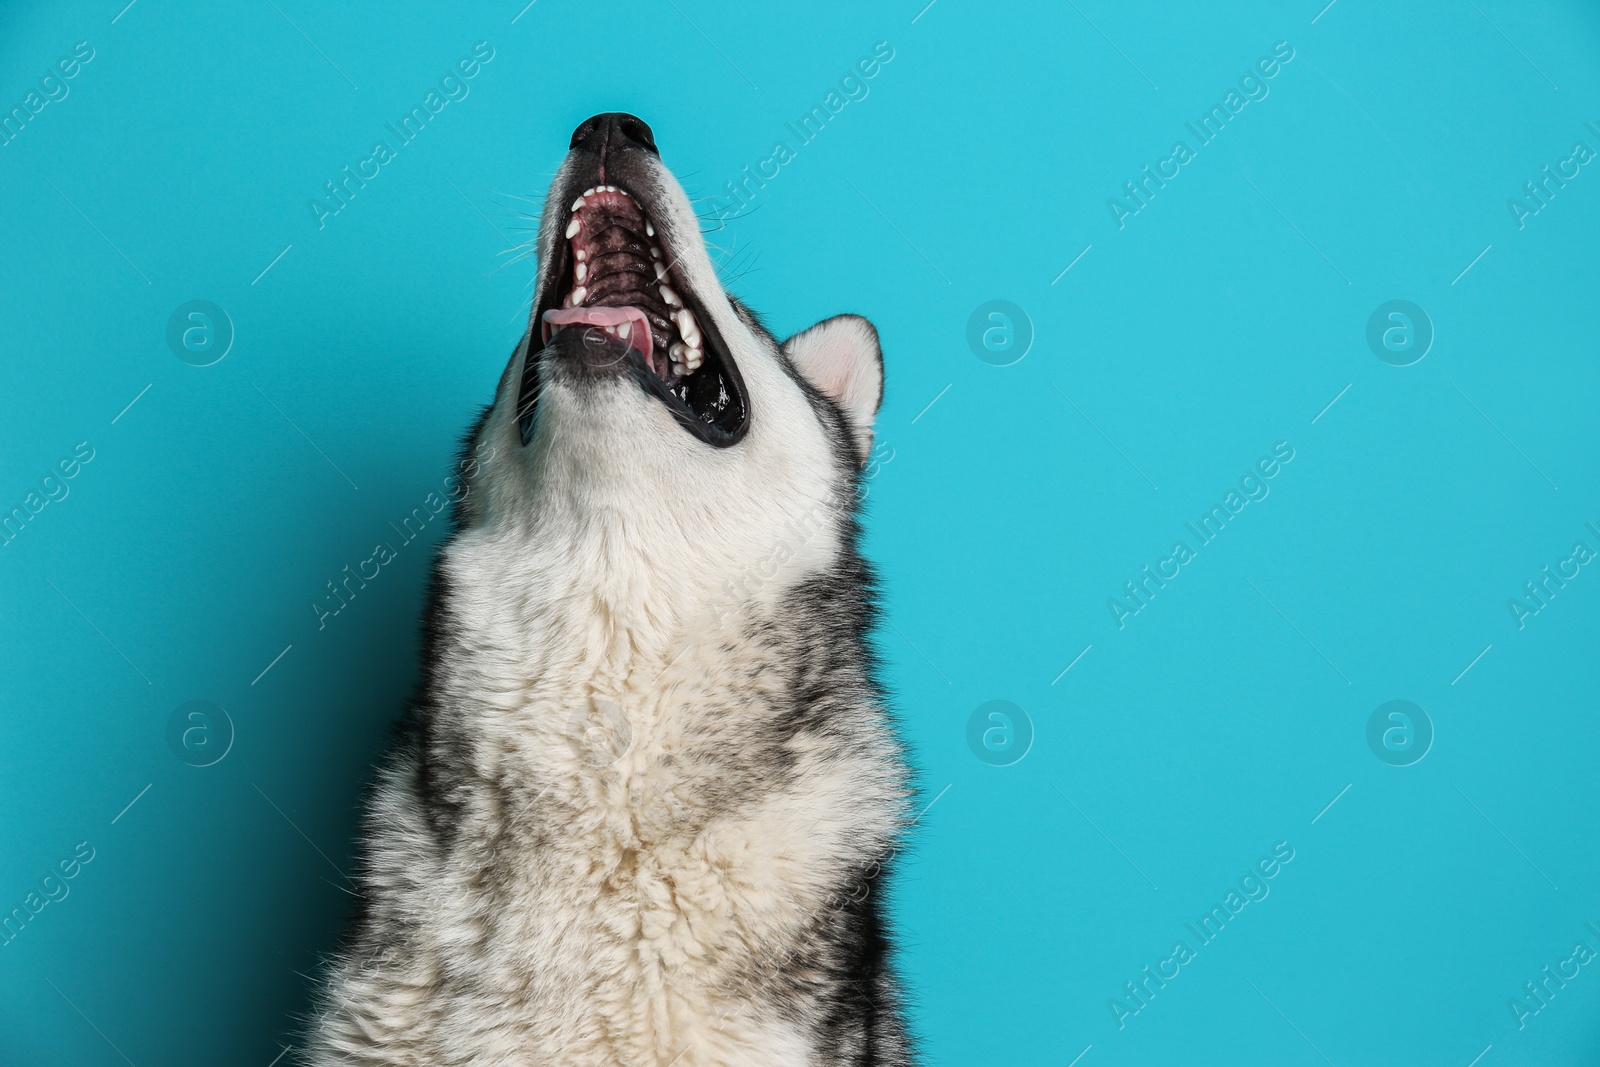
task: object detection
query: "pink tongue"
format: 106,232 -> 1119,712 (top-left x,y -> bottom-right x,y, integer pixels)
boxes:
542,306 -> 653,363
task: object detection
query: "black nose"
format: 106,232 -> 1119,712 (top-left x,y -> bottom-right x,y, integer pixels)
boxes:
569,112 -> 658,156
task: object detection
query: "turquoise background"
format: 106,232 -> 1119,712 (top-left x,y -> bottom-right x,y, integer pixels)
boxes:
3,1 -> 1599,1064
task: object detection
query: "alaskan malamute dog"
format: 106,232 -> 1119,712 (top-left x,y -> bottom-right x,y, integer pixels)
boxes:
303,114 -> 914,1066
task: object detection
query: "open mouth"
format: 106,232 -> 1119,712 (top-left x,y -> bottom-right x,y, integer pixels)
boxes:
519,180 -> 750,447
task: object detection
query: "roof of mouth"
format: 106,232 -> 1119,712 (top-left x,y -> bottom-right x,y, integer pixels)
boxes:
554,185 -> 705,381
570,187 -> 658,310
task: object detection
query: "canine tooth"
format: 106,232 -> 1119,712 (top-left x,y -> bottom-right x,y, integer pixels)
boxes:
575,261 -> 588,283
645,220 -> 655,237
675,308 -> 701,347
659,284 -> 681,307
565,217 -> 581,238
572,285 -> 588,304
571,197 -> 585,212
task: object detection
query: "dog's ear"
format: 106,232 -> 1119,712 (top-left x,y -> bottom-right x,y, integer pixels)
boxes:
782,314 -> 883,462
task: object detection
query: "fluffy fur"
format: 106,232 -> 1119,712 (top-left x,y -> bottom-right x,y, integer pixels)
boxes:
300,126 -> 914,1066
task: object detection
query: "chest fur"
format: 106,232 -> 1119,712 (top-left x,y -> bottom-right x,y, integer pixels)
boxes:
369,534 -> 903,1063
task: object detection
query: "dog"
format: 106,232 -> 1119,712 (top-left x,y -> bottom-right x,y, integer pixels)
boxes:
302,113 -> 915,1067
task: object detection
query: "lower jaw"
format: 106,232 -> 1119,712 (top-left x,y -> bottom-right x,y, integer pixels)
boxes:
523,321 -> 748,448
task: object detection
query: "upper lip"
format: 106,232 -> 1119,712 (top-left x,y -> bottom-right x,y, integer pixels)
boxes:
520,139 -> 751,449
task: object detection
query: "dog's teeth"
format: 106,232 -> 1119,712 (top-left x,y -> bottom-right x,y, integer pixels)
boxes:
583,186 -> 597,197
575,261 -> 588,283
571,197 -> 585,213
659,285 -> 681,307
672,347 -> 704,375
671,341 -> 702,373
562,293 -> 573,308
650,245 -> 661,259
617,322 -> 631,340
645,220 -> 655,237
576,249 -> 586,262
654,261 -> 668,281
572,286 -> 587,304
675,308 -> 701,347
670,360 -> 688,378
565,217 -> 581,239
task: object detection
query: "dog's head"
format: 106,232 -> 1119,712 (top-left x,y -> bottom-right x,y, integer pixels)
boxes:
455,114 -> 882,612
